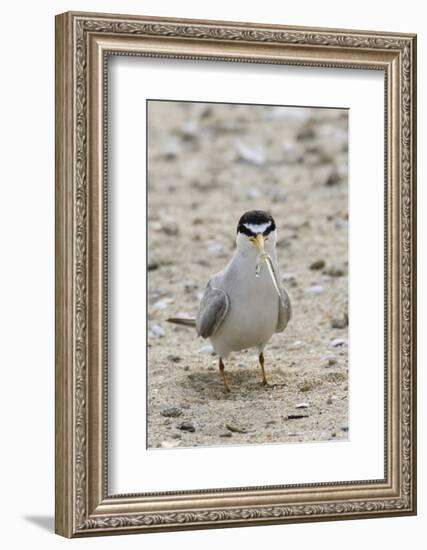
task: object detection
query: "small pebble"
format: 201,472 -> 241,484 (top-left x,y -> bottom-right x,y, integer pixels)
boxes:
161,140 -> 181,160
305,285 -> 324,295
153,298 -> 173,310
325,171 -> 341,186
288,340 -> 303,351
235,141 -> 266,165
226,424 -> 248,434
295,403 -> 309,409
331,315 -> 348,329
331,338 -> 348,348
160,222 -> 179,236
167,355 -> 181,363
323,355 -> 337,366
177,422 -> 195,433
324,265 -> 344,277
310,259 -> 325,270
160,440 -> 180,449
184,281 -> 198,293
177,120 -> 199,141
148,324 -> 165,338
148,261 -> 159,271
160,407 -> 183,418
197,344 -> 214,354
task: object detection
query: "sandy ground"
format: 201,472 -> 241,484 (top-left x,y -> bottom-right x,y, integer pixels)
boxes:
146,101 -> 348,449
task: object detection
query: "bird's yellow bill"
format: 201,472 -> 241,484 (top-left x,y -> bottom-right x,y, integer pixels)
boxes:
253,233 -> 265,253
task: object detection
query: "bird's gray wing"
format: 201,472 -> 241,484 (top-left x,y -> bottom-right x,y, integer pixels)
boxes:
276,287 -> 292,333
196,281 -> 229,338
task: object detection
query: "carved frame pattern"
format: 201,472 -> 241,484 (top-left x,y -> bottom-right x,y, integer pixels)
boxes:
55,11 -> 416,537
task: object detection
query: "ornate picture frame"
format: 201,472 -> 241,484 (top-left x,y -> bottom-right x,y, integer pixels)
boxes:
55,11 -> 417,537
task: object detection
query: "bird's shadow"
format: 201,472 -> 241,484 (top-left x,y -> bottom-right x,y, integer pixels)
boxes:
183,368 -> 286,401
23,515 -> 54,532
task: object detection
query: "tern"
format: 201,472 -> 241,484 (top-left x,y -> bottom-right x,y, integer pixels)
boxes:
168,210 -> 291,392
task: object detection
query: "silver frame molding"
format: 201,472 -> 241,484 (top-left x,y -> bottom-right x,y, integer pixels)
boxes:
55,11 -> 417,538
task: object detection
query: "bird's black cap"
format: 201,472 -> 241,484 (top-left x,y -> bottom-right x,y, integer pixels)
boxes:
237,210 -> 276,237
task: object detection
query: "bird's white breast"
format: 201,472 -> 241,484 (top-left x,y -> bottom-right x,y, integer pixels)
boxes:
209,251 -> 280,358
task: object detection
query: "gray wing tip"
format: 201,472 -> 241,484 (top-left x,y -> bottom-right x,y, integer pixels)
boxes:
276,287 -> 291,332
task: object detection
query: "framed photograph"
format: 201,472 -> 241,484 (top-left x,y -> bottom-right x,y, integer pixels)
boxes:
55,11 -> 417,537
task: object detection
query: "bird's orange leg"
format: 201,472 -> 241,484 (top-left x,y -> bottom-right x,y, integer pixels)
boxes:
259,352 -> 268,386
219,358 -> 230,393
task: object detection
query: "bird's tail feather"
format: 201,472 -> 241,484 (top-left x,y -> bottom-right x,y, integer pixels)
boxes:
167,317 -> 196,328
